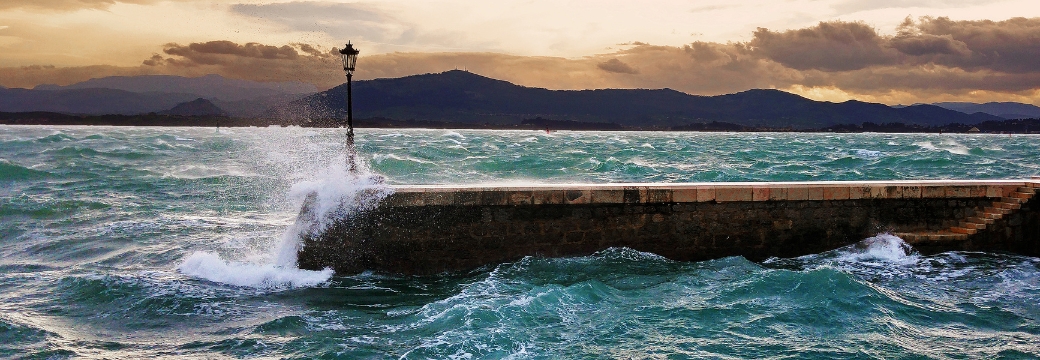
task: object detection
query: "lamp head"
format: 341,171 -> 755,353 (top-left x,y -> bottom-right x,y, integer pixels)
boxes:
339,42 -> 359,75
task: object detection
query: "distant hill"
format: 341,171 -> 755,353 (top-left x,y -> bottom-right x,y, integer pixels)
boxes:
0,87 -> 199,115
12,74 -> 316,117
932,102 -> 1040,119
264,70 -> 1002,129
211,93 -> 311,118
161,98 -> 228,116
33,74 -> 316,102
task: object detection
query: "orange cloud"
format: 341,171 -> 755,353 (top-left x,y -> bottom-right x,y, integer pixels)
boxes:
3,17 -> 1040,106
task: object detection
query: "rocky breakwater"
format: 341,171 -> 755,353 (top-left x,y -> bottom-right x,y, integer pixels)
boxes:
297,180 -> 1040,275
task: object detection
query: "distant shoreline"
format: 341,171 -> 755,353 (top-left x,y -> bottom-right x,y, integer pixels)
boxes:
2,112 -> 1039,134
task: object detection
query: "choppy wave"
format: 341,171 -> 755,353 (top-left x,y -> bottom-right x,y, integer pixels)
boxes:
0,159 -> 50,181
1,127 -> 1039,358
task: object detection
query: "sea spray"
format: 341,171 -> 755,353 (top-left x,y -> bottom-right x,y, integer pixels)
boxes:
176,252 -> 334,288
276,166 -> 392,268
763,233 -> 927,281
842,233 -> 917,264
177,153 -> 393,289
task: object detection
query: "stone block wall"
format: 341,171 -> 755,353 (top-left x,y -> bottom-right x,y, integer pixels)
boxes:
297,180 -> 1039,275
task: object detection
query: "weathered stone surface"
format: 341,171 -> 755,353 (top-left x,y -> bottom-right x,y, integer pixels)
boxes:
696,186 -> 716,202
300,181 -> 1038,275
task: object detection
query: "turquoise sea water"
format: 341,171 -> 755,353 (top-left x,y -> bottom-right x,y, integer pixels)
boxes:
1,125 -> 1040,359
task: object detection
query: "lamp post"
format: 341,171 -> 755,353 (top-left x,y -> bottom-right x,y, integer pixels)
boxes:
339,42 -> 360,173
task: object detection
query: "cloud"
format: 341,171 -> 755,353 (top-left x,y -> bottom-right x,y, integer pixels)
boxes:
163,41 -> 303,63
903,16 -> 1040,73
890,33 -> 970,56
597,58 -> 638,74
749,21 -> 899,71
230,2 -> 402,43
0,0 -> 174,11
228,1 -> 481,52
749,16 -> 1040,74
829,0 -> 994,14
3,16 -> 1040,106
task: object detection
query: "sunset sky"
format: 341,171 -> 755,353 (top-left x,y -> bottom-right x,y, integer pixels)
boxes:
2,0 -> 1040,105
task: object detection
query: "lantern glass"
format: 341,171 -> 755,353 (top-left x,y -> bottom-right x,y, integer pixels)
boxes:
339,43 -> 359,74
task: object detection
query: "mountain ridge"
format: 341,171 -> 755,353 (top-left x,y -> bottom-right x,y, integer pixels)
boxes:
33,74 -> 317,101
160,98 -> 228,117
264,70 -> 1003,129
0,87 -> 200,115
7,74 -> 317,117
931,102 -> 1040,119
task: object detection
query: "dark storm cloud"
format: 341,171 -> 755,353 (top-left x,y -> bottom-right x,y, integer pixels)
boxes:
889,33 -> 970,56
163,41 -> 303,64
597,58 -> 638,74
749,17 -> 1040,74
749,21 -> 898,71
903,16 -> 1040,73
137,41 -> 342,86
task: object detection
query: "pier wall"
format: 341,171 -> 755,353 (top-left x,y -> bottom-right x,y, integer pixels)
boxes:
298,180 -> 1040,275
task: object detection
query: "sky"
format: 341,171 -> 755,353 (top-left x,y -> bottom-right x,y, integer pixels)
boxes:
2,0 -> 1040,105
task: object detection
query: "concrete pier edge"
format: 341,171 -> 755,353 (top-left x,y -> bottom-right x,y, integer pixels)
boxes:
300,179 -> 1040,275
383,179 -> 1040,207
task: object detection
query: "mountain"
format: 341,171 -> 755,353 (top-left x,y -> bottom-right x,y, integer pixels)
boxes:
932,102 -> 1040,119
33,74 -> 317,102
160,98 -> 228,116
264,70 -> 1002,129
13,74 -> 316,117
0,87 -> 199,115
211,93 -> 311,118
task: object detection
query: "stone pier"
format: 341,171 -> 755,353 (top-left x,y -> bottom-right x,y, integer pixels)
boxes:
297,180 -> 1040,275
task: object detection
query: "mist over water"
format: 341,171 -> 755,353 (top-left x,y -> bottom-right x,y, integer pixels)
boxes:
1,126 -> 1039,358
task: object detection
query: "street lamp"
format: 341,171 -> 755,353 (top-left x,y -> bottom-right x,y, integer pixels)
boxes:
339,42 -> 360,173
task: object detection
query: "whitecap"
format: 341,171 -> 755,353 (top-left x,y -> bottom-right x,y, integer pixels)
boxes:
442,131 -> 465,139
854,149 -> 882,158
177,251 -> 332,289
837,233 -> 917,265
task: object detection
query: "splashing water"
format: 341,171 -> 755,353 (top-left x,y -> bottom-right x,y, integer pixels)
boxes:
177,149 -> 393,289
176,252 -> 334,288
274,165 -> 392,268
4,127 -> 1040,358
839,233 -> 917,264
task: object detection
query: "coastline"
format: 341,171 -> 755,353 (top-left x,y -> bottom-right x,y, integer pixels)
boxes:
4,112 -> 1040,133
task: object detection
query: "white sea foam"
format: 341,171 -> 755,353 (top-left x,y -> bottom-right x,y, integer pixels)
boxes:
854,149 -> 882,158
914,140 -> 970,155
178,147 -> 392,289
177,251 -> 333,288
372,153 -> 434,165
837,233 -> 917,264
442,131 -> 465,139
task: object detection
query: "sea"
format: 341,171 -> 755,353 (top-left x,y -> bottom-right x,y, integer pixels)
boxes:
2,125 -> 1039,359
